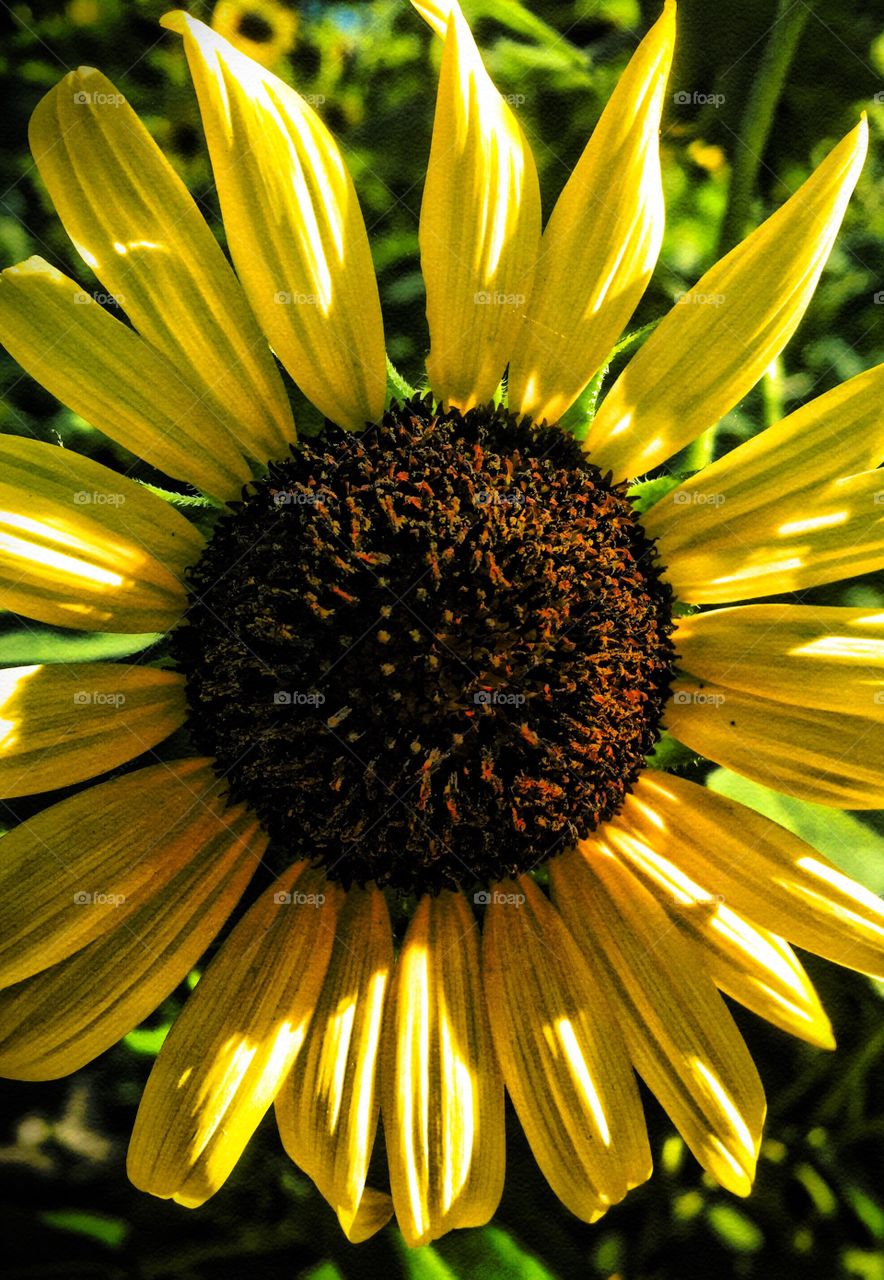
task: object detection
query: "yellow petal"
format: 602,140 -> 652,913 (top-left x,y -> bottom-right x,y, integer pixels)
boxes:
482,876 -> 651,1221
414,0 -> 541,410
622,771 -> 884,978
599,821 -> 834,1048
382,891 -> 504,1247
0,662 -> 185,798
654,469 -> 884,604
0,435 -> 203,633
0,804 -> 263,1080
0,759 -> 225,988
644,360 -> 884,554
589,118 -> 868,478
552,848 -> 766,1197
508,1 -> 674,424
665,677 -> 884,808
162,11 -> 386,431
128,864 -> 341,1207
275,885 -> 394,1243
29,67 -> 294,462
0,259 -> 251,502
675,605 -> 884,716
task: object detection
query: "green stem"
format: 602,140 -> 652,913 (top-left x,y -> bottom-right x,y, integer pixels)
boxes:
716,0 -> 814,257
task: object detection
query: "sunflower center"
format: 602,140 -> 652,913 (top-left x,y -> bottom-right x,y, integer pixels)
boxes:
175,397 -> 676,896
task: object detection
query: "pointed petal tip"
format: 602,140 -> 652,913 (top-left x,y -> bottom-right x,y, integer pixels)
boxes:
159,9 -> 189,34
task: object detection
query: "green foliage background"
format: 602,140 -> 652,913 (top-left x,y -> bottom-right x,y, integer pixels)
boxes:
1,1 -> 883,1277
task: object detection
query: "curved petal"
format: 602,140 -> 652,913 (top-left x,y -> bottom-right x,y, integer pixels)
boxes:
551,848 -> 766,1197
0,662 -> 185,798
382,891 -> 504,1247
654,468 -> 884,604
29,66 -> 294,462
665,678 -> 884,808
643,360 -> 884,548
589,118 -> 868,478
0,436 -> 203,633
598,821 -> 834,1048
621,771 -> 884,978
508,1 -> 674,424
275,885 -> 394,1243
0,259 -> 251,503
482,876 -> 651,1222
674,605 -> 884,716
163,11 -> 386,431
0,759 -> 227,988
0,804 -> 263,1080
413,0 -> 541,411
128,864 -> 341,1207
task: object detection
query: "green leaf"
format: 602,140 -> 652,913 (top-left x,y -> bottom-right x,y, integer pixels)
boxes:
386,354 -> 418,406
706,769 -> 884,895
0,625 -> 163,667
41,1210 -> 128,1248
437,1226 -> 558,1280
123,1022 -> 172,1056
396,1239 -> 458,1280
706,1204 -> 763,1252
645,733 -> 699,772
298,1264 -> 344,1280
560,320 -> 659,443
628,473 -> 682,515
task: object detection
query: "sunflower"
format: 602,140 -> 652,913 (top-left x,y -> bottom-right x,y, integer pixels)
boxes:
0,0 -> 882,1250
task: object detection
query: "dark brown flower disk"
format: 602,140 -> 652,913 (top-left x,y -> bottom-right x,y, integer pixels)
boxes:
175,397 -> 677,895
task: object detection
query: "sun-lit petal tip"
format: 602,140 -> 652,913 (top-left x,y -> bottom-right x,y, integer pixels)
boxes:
383,892 -> 504,1247
163,9 -> 386,431
416,0 -> 541,411
589,114 -> 868,480
508,0 -> 674,425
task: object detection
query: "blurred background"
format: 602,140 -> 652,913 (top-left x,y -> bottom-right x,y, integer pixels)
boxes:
1,1 -> 883,1276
